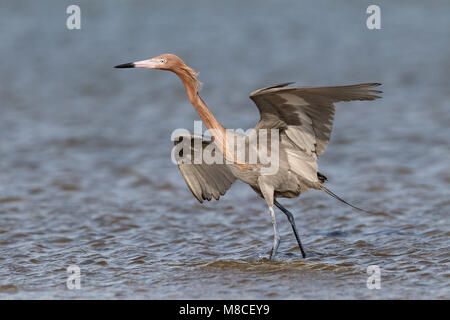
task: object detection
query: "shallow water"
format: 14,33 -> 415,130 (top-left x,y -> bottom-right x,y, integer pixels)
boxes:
0,0 -> 449,299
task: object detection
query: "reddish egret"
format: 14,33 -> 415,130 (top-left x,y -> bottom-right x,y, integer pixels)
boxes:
115,54 -> 381,259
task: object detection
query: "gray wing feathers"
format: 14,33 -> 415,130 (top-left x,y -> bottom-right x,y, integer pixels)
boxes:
174,135 -> 236,203
250,83 -> 381,156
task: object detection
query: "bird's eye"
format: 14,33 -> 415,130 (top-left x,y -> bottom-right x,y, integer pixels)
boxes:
159,59 -> 166,64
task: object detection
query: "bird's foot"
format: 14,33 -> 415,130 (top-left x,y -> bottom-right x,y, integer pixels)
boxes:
269,234 -> 281,260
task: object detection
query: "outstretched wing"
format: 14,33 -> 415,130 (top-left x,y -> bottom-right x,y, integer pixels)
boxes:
250,83 -> 382,157
173,134 -> 236,203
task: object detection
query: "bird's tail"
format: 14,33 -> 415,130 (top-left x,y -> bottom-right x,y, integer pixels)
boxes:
320,185 -> 374,214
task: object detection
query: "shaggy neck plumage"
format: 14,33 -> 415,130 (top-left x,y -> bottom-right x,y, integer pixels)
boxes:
174,67 -> 228,155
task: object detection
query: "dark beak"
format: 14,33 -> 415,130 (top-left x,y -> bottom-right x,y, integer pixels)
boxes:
114,62 -> 135,68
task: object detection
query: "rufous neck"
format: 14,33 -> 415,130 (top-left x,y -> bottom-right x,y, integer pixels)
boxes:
175,68 -> 226,139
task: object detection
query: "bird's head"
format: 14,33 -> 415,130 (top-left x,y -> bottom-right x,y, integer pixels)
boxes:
115,53 -> 202,90
115,53 -> 181,70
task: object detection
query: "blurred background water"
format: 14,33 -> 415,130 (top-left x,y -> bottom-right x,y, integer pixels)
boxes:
0,0 -> 449,299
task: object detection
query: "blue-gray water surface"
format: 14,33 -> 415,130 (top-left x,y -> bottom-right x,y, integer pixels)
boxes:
0,0 -> 449,299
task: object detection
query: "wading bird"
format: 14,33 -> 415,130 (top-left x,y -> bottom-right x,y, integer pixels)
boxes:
115,54 -> 381,259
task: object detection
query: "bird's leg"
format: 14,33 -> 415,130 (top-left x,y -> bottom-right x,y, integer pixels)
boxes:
269,206 -> 280,259
274,199 -> 306,258
257,178 -> 280,260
